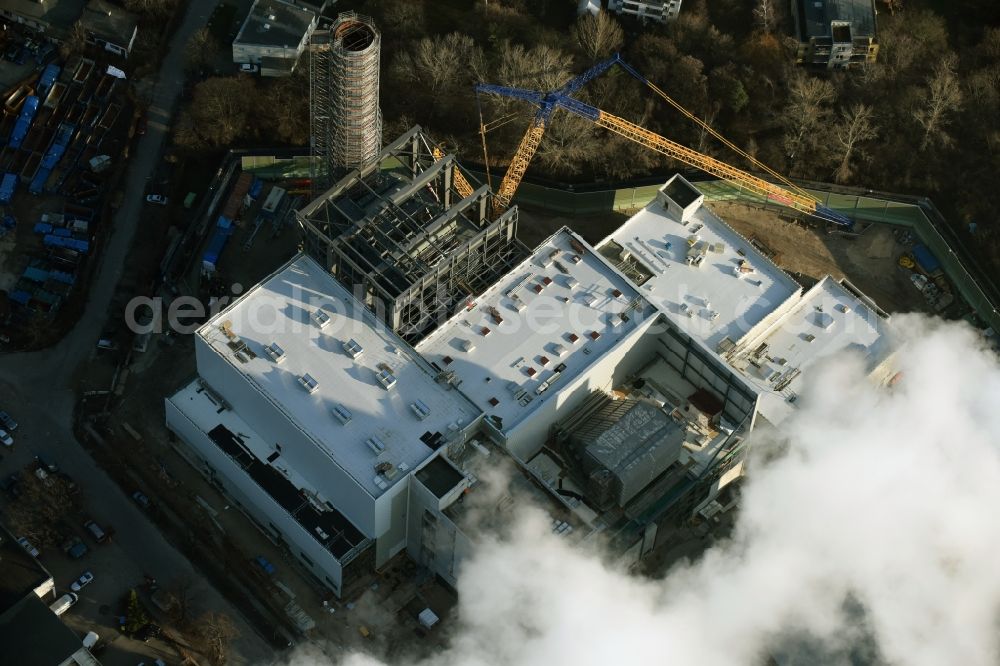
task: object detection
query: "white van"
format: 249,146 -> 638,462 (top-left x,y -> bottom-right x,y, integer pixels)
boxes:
82,631 -> 99,649
50,592 -> 78,616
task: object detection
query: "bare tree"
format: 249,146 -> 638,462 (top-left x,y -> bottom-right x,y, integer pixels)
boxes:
753,0 -> 777,34
183,77 -> 256,148
914,54 -> 963,150
185,27 -> 218,74
833,104 -> 878,183
534,113 -> 593,177
196,612 -> 238,666
405,33 -> 485,96
123,0 -> 180,17
497,41 -> 573,92
881,0 -> 904,14
59,22 -> 89,59
781,72 -> 836,167
572,11 -> 624,62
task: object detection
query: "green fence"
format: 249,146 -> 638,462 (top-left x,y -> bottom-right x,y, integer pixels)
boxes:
241,154 -> 999,331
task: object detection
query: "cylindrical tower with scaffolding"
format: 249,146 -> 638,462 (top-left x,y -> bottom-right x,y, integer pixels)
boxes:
309,12 -> 382,190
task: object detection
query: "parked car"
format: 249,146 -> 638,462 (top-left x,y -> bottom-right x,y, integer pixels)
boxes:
83,519 -> 108,544
49,592 -> 78,616
16,536 -> 40,558
82,631 -> 99,649
70,571 -> 94,592
145,194 -> 167,205
0,410 -> 17,431
131,490 -> 150,509
0,429 -> 11,447
239,62 -> 259,73
63,537 -> 88,559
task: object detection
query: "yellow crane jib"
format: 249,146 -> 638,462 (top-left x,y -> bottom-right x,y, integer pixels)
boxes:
432,146 -> 475,200
475,55 -> 853,227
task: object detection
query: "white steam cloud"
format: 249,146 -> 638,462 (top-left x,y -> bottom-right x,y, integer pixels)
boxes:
278,316 -> 1000,666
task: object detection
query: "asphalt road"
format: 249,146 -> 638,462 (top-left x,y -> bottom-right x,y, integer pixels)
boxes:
0,2 -> 272,663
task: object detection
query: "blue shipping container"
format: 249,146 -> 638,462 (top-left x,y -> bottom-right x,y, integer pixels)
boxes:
0,173 -> 16,204
912,244 -> 941,274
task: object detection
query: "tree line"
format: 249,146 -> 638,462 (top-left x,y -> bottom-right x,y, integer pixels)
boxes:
172,0 -> 1000,273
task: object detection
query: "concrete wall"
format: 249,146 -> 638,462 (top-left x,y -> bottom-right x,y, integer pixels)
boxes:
374,477 -> 409,568
165,396 -> 346,595
505,314 -> 662,461
405,475 -> 472,589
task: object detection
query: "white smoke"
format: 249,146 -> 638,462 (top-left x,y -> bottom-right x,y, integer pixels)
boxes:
279,316 -> 1000,666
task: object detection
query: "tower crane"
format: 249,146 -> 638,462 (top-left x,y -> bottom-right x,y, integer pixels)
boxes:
475,55 -> 852,228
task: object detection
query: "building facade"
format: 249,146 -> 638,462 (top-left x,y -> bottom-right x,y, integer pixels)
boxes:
609,0 -> 683,23
232,0 -> 318,76
791,0 -> 878,69
166,254 -> 482,597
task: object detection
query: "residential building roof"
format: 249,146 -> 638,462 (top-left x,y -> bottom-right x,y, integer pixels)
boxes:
80,0 -> 138,45
197,254 -> 481,498
797,0 -> 877,40
0,526 -> 51,613
234,0 -> 316,48
0,596 -> 87,666
2,0 -> 84,30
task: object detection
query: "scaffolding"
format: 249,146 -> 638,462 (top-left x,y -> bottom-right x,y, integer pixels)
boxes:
297,127 -> 530,342
309,12 -> 382,192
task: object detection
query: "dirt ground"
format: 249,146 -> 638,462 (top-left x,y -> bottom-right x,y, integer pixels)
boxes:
707,202 -> 932,314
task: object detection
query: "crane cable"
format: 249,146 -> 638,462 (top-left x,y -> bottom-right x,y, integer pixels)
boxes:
636,78 -> 817,203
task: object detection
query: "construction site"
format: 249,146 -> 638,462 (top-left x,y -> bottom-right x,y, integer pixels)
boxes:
52,6 -> 997,659
0,53 -> 134,340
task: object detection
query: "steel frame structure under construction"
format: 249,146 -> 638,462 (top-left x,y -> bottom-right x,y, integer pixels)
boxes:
309,12 -> 382,191
297,126 -> 529,342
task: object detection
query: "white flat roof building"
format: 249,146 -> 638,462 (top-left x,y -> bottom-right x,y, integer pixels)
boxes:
728,276 -> 895,426
168,254 -> 481,595
598,175 -> 802,354
417,227 -> 660,459
195,255 -> 480,498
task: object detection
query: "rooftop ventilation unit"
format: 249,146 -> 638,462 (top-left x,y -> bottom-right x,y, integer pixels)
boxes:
315,526 -> 329,541
264,342 -> 286,363
410,400 -> 431,420
376,368 -> 397,390
343,338 -> 364,358
366,435 -> 386,455
298,373 -> 319,393
460,339 -> 475,352
332,404 -> 353,425
311,309 -> 331,328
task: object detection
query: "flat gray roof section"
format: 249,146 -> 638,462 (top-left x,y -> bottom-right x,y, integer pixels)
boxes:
417,227 -> 657,434
415,456 -> 466,499
235,0 -> 316,48
578,399 -> 685,508
598,189 -> 801,353
80,0 -> 137,44
797,0 -> 877,39
197,253 -> 481,498
0,596 -> 83,666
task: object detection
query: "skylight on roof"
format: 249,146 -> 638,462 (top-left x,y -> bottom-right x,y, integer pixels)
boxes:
298,373 -> 319,393
311,309 -> 331,328
264,342 -> 286,362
